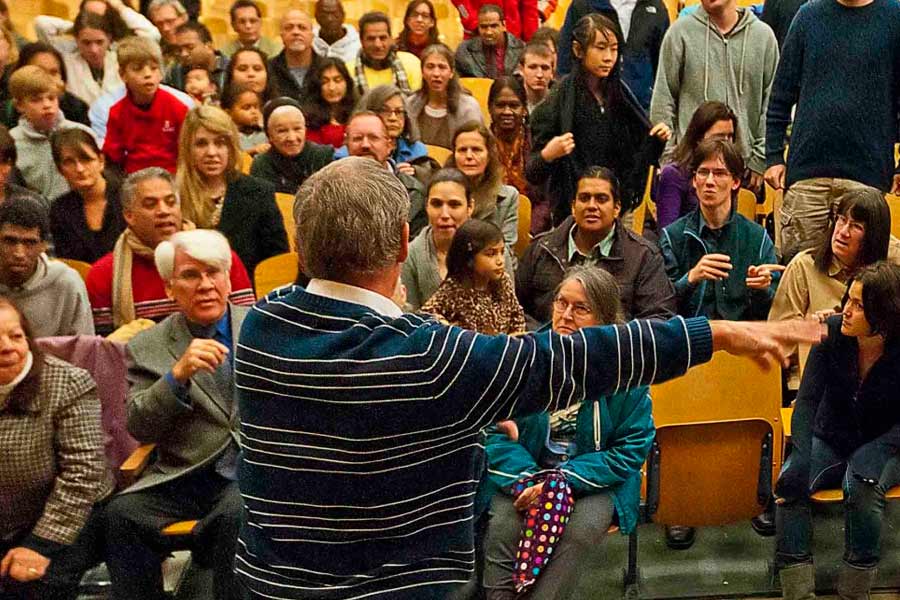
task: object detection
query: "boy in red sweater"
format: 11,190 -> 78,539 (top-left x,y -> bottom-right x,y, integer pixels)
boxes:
103,36 -> 193,174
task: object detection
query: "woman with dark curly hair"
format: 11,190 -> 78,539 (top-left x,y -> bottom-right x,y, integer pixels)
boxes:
300,57 -> 356,149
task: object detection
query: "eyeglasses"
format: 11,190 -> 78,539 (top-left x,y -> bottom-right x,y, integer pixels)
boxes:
410,10 -> 433,20
174,267 -> 227,286
694,168 -> 732,181
379,108 -> 406,118
552,297 -> 593,318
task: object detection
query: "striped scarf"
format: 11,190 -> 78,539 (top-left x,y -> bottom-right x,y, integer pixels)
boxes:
353,48 -> 411,95
110,222 -> 194,328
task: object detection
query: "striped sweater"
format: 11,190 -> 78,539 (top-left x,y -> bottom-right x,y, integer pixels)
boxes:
235,281 -> 713,599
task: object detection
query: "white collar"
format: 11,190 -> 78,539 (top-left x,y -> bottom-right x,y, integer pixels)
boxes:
306,278 -> 403,318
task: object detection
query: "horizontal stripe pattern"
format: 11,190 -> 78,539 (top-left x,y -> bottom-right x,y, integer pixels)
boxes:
236,286 -> 712,599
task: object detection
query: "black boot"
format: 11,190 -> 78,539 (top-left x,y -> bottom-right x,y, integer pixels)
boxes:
665,525 -> 695,550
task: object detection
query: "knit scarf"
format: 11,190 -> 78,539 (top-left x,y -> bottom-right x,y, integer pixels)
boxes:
354,48 -> 411,95
110,222 -> 194,328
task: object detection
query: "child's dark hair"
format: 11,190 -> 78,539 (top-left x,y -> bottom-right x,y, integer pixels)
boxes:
446,219 -> 504,285
220,82 -> 261,111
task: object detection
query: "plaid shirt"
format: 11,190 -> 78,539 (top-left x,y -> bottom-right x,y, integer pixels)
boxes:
0,355 -> 113,548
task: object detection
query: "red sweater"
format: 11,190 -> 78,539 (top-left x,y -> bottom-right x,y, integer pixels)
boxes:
102,87 -> 191,174
86,249 -> 256,335
305,123 -> 346,149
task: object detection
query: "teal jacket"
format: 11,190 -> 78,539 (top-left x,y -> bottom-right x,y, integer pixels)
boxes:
480,387 -> 654,534
659,207 -> 778,320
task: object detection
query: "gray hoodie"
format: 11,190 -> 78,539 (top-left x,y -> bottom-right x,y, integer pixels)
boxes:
11,112 -> 95,200
649,6 -> 778,174
0,254 -> 94,338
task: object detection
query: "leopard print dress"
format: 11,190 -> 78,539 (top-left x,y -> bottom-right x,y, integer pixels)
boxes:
420,273 -> 526,335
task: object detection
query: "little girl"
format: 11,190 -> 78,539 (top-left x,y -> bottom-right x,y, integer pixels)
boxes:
221,83 -> 269,156
421,219 -> 526,335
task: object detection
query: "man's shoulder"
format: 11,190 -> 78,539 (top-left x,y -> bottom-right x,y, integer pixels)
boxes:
127,311 -> 181,353
619,225 -> 663,257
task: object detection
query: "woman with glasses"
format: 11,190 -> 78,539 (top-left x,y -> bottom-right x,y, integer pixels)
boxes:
396,0 -> 440,59
406,44 -> 483,150
769,188 -> 900,324
656,101 -> 738,229
480,265 -> 655,599
660,139 -> 781,320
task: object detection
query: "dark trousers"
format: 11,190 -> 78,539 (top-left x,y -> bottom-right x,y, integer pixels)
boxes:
482,492 -> 615,599
775,398 -> 900,569
0,501 -> 107,600
105,466 -> 244,600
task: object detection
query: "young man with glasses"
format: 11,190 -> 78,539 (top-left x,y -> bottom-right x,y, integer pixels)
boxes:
660,139 -> 783,322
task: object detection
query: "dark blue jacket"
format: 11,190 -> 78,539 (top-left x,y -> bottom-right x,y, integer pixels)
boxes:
801,315 -> 900,464
557,0 -> 670,110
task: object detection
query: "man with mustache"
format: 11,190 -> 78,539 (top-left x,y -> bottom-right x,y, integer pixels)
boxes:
516,165 -> 676,327
343,112 -> 426,238
85,167 -> 255,336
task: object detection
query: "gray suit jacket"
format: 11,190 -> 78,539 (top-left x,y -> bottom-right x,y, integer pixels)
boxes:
454,33 -> 525,78
121,305 -> 249,493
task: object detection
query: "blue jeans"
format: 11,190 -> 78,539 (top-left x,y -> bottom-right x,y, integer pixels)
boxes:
775,399 -> 900,569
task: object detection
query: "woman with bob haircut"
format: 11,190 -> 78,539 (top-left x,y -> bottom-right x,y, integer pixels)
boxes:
770,187 -> 900,324
176,105 -> 288,277
776,261 -> 900,600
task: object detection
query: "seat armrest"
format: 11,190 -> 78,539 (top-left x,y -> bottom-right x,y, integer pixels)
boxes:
119,443 -> 155,488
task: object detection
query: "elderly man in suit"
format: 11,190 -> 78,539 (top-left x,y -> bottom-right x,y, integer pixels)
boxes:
104,229 -> 247,600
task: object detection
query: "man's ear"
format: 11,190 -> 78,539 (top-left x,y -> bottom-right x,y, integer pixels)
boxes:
164,280 -> 175,301
397,222 -> 409,265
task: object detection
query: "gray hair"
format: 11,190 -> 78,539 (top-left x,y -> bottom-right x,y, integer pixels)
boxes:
556,265 -> 624,325
147,0 -> 187,16
294,157 -> 409,281
154,229 -> 232,281
121,167 -> 178,211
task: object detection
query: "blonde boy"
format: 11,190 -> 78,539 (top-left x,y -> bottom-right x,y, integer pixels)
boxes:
9,65 -> 94,200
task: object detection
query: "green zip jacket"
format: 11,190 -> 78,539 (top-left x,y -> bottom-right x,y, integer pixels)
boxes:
480,386 -> 654,534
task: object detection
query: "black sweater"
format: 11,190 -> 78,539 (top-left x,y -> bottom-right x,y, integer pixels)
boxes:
249,142 -> 334,195
800,316 -> 900,462
218,175 -> 289,278
50,173 -> 126,264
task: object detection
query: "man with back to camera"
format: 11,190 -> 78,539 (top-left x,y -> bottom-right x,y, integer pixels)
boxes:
234,156 -> 823,600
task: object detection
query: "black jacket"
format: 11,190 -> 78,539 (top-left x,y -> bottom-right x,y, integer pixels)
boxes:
526,70 -> 664,224
801,315 -> 900,463
50,171 -> 126,263
249,141 -> 334,195
267,51 -> 323,102
515,216 -> 676,326
557,0 -> 669,110
218,175 -> 289,277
